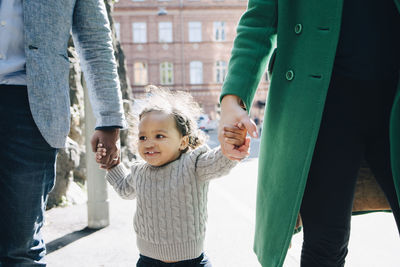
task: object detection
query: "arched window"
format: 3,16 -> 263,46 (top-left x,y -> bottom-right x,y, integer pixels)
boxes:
190,61 -> 203,84
160,62 -> 174,85
132,22 -> 147,43
133,62 -> 148,85
216,60 -> 227,83
158,22 -> 173,43
188,22 -> 202,42
213,21 -> 225,41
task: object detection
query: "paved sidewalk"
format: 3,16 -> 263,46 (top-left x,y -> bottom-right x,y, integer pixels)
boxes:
43,159 -> 400,267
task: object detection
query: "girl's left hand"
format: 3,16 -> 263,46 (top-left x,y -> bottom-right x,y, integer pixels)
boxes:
223,124 -> 251,159
236,136 -> 251,158
218,95 -> 257,160
223,122 -> 247,147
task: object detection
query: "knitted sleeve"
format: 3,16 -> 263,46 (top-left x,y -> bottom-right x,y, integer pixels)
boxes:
106,163 -> 141,199
190,145 -> 238,181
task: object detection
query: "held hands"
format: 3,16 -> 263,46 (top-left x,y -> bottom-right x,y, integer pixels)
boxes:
218,95 -> 258,161
222,123 -> 251,160
96,143 -> 120,170
91,128 -> 120,169
223,122 -> 247,147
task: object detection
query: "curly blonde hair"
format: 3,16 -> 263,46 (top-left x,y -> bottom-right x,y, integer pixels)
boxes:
134,86 -> 206,153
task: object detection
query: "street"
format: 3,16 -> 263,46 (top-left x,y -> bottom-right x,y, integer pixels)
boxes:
43,130 -> 400,266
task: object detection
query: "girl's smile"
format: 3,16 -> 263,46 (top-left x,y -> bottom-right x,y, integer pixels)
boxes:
138,111 -> 188,166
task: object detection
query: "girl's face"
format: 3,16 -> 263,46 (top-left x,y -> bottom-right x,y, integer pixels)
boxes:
138,111 -> 188,167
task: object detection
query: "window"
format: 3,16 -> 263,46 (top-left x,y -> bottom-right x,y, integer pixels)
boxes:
158,22 -> 173,43
160,62 -> 173,85
190,61 -> 203,84
134,62 -> 148,85
188,22 -> 202,42
132,22 -> 147,43
213,21 -> 225,41
114,22 -> 120,41
216,61 -> 227,83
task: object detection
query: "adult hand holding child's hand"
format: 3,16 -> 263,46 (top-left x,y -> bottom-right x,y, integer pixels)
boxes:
95,143 -> 120,170
91,128 -> 120,169
218,94 -> 258,160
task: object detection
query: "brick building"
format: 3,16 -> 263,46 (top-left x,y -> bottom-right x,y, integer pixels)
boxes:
112,0 -> 269,120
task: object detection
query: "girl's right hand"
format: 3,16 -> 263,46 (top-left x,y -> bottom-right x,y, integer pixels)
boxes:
96,143 -> 120,170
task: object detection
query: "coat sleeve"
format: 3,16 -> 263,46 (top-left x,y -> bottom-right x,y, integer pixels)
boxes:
106,163 -> 138,199
191,146 -> 238,181
71,0 -> 127,128
221,0 -> 278,110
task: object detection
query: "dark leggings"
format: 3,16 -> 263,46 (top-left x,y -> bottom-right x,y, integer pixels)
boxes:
136,253 -> 212,267
300,73 -> 400,267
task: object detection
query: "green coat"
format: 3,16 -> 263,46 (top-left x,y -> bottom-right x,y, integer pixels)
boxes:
221,0 -> 400,266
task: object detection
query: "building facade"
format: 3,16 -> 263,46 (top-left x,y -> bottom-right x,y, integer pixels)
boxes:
112,0 -> 269,120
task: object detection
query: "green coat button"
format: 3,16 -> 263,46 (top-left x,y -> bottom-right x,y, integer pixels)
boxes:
286,70 -> 294,81
294,23 -> 302,34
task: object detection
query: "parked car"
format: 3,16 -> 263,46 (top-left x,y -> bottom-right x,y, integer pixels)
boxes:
197,114 -> 217,132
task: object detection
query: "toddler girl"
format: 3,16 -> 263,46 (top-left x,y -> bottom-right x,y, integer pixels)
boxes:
96,87 -> 249,266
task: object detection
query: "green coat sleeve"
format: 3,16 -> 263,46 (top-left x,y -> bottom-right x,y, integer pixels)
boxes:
221,0 -> 278,111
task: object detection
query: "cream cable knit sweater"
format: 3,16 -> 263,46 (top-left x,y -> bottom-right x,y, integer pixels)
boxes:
106,145 -> 237,262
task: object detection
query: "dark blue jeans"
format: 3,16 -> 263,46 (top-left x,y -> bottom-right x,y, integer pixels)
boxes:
137,253 -> 212,267
0,85 -> 57,266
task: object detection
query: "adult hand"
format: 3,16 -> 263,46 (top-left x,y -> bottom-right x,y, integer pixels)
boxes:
91,128 -> 120,169
96,144 -> 121,170
218,95 -> 258,160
